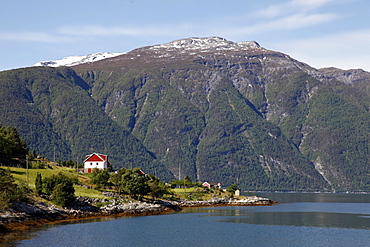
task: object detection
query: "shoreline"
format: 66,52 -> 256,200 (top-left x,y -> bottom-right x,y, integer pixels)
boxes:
0,196 -> 275,242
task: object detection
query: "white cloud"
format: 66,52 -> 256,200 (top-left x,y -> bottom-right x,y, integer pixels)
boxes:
254,0 -> 335,18
0,24 -> 192,43
0,31 -> 72,43
292,0 -> 335,9
237,0 -> 339,37
225,13 -> 337,36
56,24 -> 190,38
274,29 -> 370,71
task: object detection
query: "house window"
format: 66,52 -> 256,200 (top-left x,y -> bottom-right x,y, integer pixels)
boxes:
90,162 -> 92,166
96,163 -> 99,166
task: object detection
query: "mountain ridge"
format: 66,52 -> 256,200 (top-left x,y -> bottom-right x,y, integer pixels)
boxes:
2,37 -> 370,192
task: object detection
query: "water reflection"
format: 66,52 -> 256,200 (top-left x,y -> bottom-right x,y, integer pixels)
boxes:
218,212 -> 370,230
178,194 -> 370,230
257,192 -> 370,204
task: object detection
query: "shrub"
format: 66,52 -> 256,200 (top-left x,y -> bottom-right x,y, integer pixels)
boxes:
90,169 -> 110,188
43,172 -> 75,206
51,181 -> 75,206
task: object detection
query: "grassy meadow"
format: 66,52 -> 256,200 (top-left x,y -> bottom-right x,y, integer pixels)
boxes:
1,164 -> 106,199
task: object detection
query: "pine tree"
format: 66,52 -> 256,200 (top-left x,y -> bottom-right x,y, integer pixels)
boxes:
35,172 -> 43,195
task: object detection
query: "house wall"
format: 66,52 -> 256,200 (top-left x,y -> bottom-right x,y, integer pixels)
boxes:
84,161 -> 107,173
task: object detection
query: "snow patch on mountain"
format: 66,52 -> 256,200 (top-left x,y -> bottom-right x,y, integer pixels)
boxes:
149,37 -> 262,52
33,52 -> 124,67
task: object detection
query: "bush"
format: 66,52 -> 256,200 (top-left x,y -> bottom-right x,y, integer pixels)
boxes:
31,161 -> 46,169
148,175 -> 172,200
51,181 -> 75,206
90,169 -> 110,188
43,172 -> 75,206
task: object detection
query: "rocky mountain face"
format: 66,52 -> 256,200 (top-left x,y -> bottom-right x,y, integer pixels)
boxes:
1,37 -> 370,192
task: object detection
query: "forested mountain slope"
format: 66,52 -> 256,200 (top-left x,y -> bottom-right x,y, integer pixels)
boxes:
0,67 -> 172,179
1,37 -> 369,191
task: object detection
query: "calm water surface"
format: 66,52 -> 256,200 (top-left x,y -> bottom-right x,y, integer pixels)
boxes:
3,193 -> 370,247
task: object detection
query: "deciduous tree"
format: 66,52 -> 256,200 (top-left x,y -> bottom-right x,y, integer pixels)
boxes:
121,168 -> 150,200
90,169 -> 110,188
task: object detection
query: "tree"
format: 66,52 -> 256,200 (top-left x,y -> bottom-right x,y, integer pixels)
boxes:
35,172 -> 43,195
121,168 -> 150,200
43,172 -> 76,206
0,168 -> 25,209
6,126 -> 28,156
147,175 -> 171,200
0,125 -> 28,162
111,168 -> 126,193
184,175 -> 192,188
90,169 -> 110,188
51,181 -> 75,207
226,184 -> 238,196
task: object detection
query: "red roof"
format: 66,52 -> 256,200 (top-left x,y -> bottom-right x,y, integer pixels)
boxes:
85,153 -> 107,162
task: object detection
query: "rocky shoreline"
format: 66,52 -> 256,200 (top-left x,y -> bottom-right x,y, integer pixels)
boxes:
0,195 -> 275,241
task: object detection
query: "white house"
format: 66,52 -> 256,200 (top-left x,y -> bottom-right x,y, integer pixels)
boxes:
84,153 -> 108,173
202,181 -> 222,189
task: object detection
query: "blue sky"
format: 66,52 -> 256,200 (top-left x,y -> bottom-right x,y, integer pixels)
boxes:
1,0 -> 370,71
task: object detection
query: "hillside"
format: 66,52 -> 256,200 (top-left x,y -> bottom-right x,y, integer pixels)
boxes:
0,67 -> 172,179
1,37 -> 370,192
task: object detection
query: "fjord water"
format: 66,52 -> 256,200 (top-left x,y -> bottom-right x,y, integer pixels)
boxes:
9,193 -> 370,247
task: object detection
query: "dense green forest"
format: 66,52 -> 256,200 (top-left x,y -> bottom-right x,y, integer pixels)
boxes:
78,65 -> 329,191
0,67 -> 172,180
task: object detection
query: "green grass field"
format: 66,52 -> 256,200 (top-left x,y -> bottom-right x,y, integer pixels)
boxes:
1,165 -> 106,198
173,187 -> 228,201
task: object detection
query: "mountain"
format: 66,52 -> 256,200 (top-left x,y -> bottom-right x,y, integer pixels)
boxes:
0,66 -> 172,179
2,37 -> 370,192
33,52 -> 124,67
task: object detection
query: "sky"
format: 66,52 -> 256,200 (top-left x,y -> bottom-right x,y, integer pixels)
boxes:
1,0 -> 370,72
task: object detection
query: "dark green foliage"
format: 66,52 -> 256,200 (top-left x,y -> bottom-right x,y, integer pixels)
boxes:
111,167 -> 126,193
147,175 -> 172,200
112,168 -> 170,199
61,160 -> 77,168
226,184 -> 238,194
0,168 -> 25,209
43,172 -> 76,206
90,169 -> 110,188
0,125 -> 28,163
301,86 -> 370,191
35,172 -> 43,195
121,168 -> 150,200
0,67 -> 172,181
51,181 -> 75,207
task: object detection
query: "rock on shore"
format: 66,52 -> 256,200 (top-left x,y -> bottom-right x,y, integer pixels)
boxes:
0,196 -> 275,237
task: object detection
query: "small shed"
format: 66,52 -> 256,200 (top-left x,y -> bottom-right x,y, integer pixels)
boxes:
84,153 -> 108,173
234,189 -> 240,197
